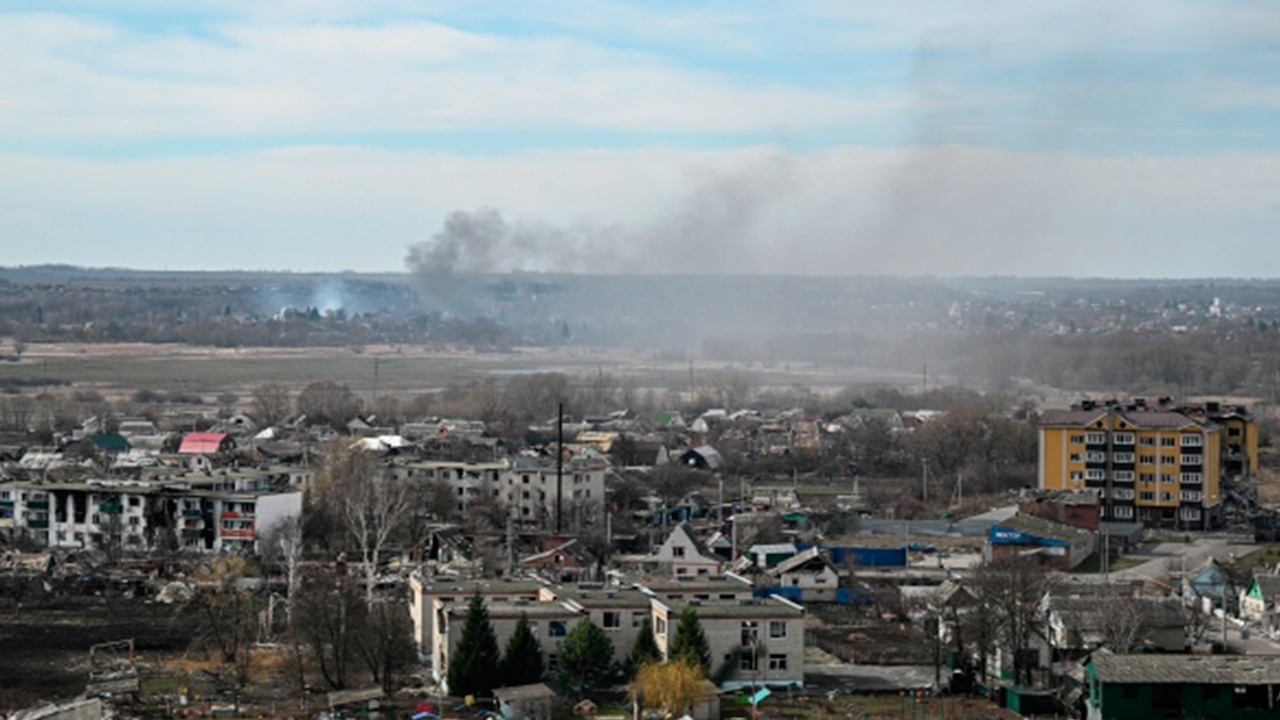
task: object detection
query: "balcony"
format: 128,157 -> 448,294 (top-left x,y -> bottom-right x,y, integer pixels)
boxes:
221,527 -> 255,539
99,504 -> 123,514
182,507 -> 204,517
27,500 -> 48,511
28,519 -> 49,529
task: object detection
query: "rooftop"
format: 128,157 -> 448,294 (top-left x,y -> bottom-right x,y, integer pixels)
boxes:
1091,654 -> 1280,684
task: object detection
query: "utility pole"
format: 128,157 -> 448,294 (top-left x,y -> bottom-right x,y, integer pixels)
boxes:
921,458 -> 930,502
556,402 -> 564,534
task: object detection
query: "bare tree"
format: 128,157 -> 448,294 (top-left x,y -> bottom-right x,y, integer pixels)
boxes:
969,556 -> 1057,686
1090,597 -> 1162,653
252,382 -> 292,426
355,599 -> 417,694
260,516 -> 305,630
320,441 -> 411,607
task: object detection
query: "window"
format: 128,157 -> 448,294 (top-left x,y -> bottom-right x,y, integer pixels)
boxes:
1069,453 -> 1082,463
1070,435 -> 1084,444
1139,455 -> 1155,464
672,546 -> 686,558
1181,434 -> 1203,447
1139,437 -> 1156,446
128,496 -> 140,507
1086,451 -> 1106,463
1113,432 -> 1134,445
633,612 -> 645,628
740,653 -> 758,672
1086,432 -> 1105,444
1161,437 -> 1176,447
1160,492 -> 1174,502
1181,508 -> 1202,521
1140,491 -> 1155,501
1181,491 -> 1203,502
603,611 -> 621,630
1181,473 -> 1202,484
741,621 -> 759,646
1113,452 -> 1134,463
1181,455 -> 1202,465
1086,470 -> 1104,480
1114,471 -> 1133,482
549,621 -> 567,637
1160,473 -> 1176,484
768,654 -> 788,671
1112,506 -> 1134,519
1139,473 -> 1155,483
1112,488 -> 1134,500
655,617 -> 666,635
1070,471 -> 1083,481
769,621 -> 788,639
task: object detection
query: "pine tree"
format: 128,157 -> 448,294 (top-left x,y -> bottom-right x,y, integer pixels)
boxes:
667,607 -> 711,674
448,592 -> 501,698
555,618 -> 615,695
501,613 -> 544,687
625,618 -> 662,679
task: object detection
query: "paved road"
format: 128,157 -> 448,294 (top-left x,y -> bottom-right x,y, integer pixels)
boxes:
1109,539 -> 1256,584
1207,612 -> 1280,654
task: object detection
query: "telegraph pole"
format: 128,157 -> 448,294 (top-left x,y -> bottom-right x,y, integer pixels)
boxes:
556,402 -> 564,534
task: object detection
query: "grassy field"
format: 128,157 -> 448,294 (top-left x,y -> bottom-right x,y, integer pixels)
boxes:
1234,544 -> 1280,571
0,342 -> 921,397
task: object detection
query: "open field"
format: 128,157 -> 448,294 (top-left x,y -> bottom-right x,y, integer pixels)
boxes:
0,342 -> 929,398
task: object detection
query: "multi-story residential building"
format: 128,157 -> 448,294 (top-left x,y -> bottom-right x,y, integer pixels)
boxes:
433,598 -> 584,693
651,596 -> 805,689
392,456 -> 608,530
1039,400 -> 1225,528
541,585 -> 653,664
411,576 -> 783,691
408,577 -> 544,659
0,477 -> 301,553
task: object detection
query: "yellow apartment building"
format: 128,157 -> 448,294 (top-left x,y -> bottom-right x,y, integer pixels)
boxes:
1039,399 -> 1230,528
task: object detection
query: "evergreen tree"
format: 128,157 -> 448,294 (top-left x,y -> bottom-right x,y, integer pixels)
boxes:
448,592 -> 501,698
667,607 -> 711,674
554,618 -> 615,695
625,619 -> 662,679
501,613 -> 544,687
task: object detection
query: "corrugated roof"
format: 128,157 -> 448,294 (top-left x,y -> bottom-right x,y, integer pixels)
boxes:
178,432 -> 230,454
1092,654 -> 1280,684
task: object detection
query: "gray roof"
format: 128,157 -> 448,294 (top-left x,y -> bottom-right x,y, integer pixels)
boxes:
998,513 -> 1097,543
1039,408 -> 1210,431
1092,654 -> 1280,685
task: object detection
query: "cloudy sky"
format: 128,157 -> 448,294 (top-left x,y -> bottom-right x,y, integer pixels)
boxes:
3,1 -> 1279,277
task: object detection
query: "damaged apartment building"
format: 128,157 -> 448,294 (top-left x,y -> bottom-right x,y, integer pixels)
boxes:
0,467 -> 303,553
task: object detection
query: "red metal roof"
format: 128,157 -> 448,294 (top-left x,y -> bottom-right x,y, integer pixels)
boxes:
178,432 -> 230,454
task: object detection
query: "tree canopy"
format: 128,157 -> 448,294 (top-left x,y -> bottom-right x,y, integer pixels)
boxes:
667,607 -> 711,674
501,613 -> 545,687
448,592 -> 502,698
625,618 -> 662,679
554,618 -> 615,695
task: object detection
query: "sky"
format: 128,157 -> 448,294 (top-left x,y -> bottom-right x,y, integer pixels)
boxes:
2,1 -> 1279,277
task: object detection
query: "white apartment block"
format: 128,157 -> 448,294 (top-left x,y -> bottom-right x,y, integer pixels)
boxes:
393,457 -> 608,529
0,478 -> 301,554
652,596 -> 806,689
